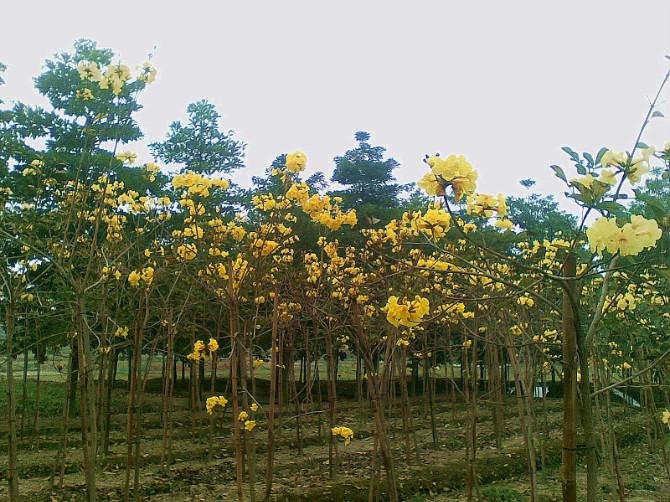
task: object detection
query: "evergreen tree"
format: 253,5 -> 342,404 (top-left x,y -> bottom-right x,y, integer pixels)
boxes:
330,131 -> 406,224
150,99 -> 245,175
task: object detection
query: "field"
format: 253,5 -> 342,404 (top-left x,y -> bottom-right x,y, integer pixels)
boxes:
2,361 -> 670,501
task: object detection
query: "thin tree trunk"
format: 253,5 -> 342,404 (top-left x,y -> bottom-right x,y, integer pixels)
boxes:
76,294 -> 98,502
264,292 -> 280,501
561,254 -> 577,502
20,346 -> 28,438
5,298 -> 19,500
34,347 -> 42,450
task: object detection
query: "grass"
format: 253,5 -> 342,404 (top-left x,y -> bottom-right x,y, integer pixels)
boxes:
0,378 -> 128,420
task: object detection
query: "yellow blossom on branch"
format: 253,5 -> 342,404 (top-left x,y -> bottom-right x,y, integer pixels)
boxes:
206,395 -> 228,415
331,426 -> 354,445
384,295 -> 430,328
285,150 -> 308,173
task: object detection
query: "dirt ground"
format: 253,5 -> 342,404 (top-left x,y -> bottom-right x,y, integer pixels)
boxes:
1,381 -> 668,501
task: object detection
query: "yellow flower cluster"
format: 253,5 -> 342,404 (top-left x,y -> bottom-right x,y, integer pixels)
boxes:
384,295 -> 430,328
301,193 -> 357,231
587,215 -> 661,256
285,150 -> 308,173
285,165 -> 358,231
206,395 -> 228,415
418,155 -> 478,200
252,238 -> 280,257
99,63 -> 132,95
417,207 -> 451,239
101,265 -> 122,281
172,172 -> 230,197
76,88 -> 94,100
128,267 -> 154,288
662,410 -> 670,428
114,326 -> 129,338
517,295 -> 535,307
601,147 -> 654,185
331,426 -> 354,446
176,243 -> 198,261
137,61 -> 157,84
187,338 -> 219,361
77,61 -> 147,96
466,193 -> 507,218
116,151 -> 137,165
286,183 -> 310,204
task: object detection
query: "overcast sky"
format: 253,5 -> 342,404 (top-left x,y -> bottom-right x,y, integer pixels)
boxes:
2,1 -> 669,211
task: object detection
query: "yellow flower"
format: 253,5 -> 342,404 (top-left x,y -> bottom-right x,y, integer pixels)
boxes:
601,150 -> 627,167
252,238 -> 280,257
194,339 -> 206,353
586,217 -> 619,255
662,410 -> 670,426
570,174 -> 597,190
244,420 -> 256,432
177,243 -> 198,261
384,295 -> 430,328
331,426 -> 354,445
206,395 -> 228,414
599,169 -> 617,185
616,215 -> 662,256
77,61 -> 102,81
146,162 -> 160,174
172,171 -> 229,197
423,154 -> 478,201
628,160 -> 650,185
238,411 -> 249,421
419,207 -> 451,236
251,403 -> 259,412
417,172 -> 444,197
518,295 -> 535,307
285,150 -> 308,173
495,219 -> 513,231
76,88 -> 94,100
208,338 -> 219,353
114,326 -> 129,338
128,270 -> 141,287
589,215 -> 661,257
116,151 -> 137,165
137,62 -> 157,84
253,358 -> 264,369
496,194 -> 507,217
141,267 -> 154,286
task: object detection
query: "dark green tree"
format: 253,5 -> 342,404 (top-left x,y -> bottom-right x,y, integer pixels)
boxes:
330,131 -> 406,225
506,179 -> 577,239
150,99 -> 245,175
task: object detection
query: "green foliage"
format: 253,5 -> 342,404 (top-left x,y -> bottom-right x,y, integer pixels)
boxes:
507,181 -> 577,240
150,99 -> 245,175
330,131 -> 407,225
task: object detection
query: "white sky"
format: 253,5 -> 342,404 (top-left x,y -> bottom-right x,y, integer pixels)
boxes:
2,1 -> 669,211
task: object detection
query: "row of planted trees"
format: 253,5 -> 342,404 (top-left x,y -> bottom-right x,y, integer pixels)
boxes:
2,41 -> 670,502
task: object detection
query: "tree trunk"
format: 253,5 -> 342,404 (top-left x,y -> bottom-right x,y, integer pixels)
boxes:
561,254 -> 577,502
5,298 -> 19,500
